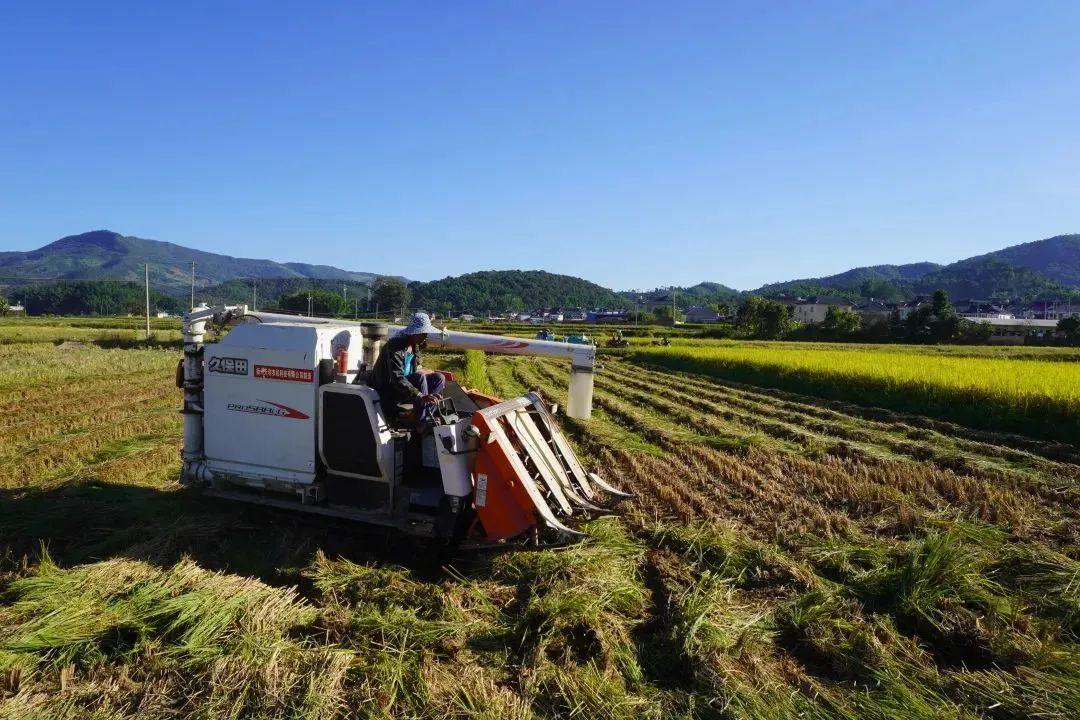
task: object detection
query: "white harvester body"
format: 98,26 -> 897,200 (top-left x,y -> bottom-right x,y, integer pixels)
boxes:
204,323 -> 358,486
179,306 -> 626,545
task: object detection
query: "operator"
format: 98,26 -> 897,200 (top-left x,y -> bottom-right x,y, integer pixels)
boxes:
370,312 -> 446,426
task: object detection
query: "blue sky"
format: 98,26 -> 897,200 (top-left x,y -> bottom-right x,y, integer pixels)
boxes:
1,1 -> 1077,290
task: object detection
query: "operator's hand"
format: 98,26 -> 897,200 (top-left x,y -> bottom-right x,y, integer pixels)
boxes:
420,394 -> 439,406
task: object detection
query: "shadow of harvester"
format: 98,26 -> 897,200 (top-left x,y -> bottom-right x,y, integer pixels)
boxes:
0,476 -> 451,586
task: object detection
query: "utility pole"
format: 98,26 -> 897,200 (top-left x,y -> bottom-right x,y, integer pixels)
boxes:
144,263 -> 151,340
190,262 -> 195,310
308,293 -> 313,317
354,297 -> 358,319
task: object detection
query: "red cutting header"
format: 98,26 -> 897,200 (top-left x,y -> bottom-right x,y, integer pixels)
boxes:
254,365 -> 314,382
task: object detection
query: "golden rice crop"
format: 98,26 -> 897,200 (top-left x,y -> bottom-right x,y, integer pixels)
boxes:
633,344 -> 1080,444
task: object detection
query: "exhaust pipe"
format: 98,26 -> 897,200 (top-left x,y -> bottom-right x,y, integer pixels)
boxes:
360,321 -> 389,370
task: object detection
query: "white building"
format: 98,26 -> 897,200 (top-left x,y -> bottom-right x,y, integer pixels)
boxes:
961,316 -> 1060,345
793,296 -> 855,324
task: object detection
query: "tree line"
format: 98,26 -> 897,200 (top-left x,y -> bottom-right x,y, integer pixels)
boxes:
720,290 -> 1080,344
7,281 -> 186,316
1,278 -> 411,319
6,279 -> 1077,345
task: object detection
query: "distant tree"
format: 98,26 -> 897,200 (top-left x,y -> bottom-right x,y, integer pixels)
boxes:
759,302 -> 794,339
278,289 -> 347,316
858,279 -> 906,303
734,296 -> 762,335
709,301 -> 733,319
0,295 -> 8,315
958,319 -> 993,344
904,306 -> 933,340
905,289 -> 963,343
1058,316 -> 1080,345
736,296 -> 794,339
860,316 -> 892,342
653,306 -> 685,324
373,277 -> 412,316
931,289 -> 953,317
821,306 -> 861,337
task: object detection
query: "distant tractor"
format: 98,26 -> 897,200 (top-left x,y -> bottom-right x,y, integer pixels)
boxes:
535,329 -> 557,341
566,334 -> 594,346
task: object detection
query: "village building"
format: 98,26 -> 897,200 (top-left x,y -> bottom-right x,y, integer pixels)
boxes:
793,296 -> 855,324
683,305 -> 721,323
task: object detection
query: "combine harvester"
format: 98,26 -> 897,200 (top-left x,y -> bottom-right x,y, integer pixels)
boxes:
177,306 -> 630,547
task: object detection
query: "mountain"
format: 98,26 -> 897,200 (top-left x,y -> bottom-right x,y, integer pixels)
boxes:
755,262 -> 942,301
4,229 -> 1079,313
752,235 -> 1080,301
912,258 -> 1076,301
410,270 -> 627,313
0,230 -> 380,293
958,234 -> 1080,287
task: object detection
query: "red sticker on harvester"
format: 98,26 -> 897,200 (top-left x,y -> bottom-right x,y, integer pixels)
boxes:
254,365 -> 314,382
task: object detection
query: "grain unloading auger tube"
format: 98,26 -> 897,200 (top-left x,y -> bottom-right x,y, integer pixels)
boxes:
178,304 -> 632,547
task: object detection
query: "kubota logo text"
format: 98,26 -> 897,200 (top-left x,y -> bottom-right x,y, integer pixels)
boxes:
226,400 -> 309,419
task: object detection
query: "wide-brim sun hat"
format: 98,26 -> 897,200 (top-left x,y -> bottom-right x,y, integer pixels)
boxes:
398,312 -> 439,336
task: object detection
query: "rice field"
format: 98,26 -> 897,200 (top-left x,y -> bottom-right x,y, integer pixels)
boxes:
632,344 -> 1080,445
1,324 -> 1078,719
0,317 -> 182,346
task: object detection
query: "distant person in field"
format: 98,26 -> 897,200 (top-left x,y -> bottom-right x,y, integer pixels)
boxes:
370,312 -> 445,425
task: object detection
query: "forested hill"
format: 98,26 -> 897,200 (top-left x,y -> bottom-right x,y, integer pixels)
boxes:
675,281 -> 746,302
755,263 -> 943,301
913,258 -> 1077,301
753,235 -> 1080,301
957,234 -> 1080,287
4,230 -> 1079,313
0,230 -> 380,292
410,270 -> 627,312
